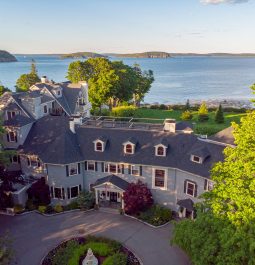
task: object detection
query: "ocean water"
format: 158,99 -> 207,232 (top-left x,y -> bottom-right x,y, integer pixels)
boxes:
0,55 -> 255,104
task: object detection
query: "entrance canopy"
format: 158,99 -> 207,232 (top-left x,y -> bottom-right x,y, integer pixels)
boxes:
177,198 -> 194,212
93,174 -> 129,191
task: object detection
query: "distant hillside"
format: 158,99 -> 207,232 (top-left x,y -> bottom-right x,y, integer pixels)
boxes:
0,50 -> 17,62
60,52 -> 107,59
107,51 -> 171,58
170,53 -> 255,57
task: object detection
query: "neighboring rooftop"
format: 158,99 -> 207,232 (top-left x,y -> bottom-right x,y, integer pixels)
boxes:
209,127 -> 235,145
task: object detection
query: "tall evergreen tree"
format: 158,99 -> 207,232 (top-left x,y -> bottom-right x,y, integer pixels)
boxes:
185,99 -> 190,110
16,60 -> 40,92
215,104 -> 224,123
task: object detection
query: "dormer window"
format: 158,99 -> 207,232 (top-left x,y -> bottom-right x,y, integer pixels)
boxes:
93,137 -> 107,152
125,144 -> 134,154
155,145 -> 167,157
123,138 -> 137,155
7,131 -> 17,143
192,155 -> 202,163
96,142 -> 103,152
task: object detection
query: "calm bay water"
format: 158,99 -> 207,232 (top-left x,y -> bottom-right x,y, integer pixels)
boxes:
0,55 -> 254,104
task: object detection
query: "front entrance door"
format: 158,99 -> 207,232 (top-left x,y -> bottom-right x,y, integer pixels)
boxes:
110,192 -> 117,202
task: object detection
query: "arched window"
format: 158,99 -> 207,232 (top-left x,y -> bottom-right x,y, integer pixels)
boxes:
125,144 -> 133,154
96,142 -> 103,152
157,146 -> 165,156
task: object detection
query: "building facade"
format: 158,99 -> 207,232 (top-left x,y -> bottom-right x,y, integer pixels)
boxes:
0,78 -> 234,218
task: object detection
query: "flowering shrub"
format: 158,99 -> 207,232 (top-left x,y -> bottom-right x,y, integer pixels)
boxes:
123,180 -> 153,215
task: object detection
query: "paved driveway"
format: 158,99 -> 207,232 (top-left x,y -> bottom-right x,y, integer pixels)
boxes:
0,210 -> 191,265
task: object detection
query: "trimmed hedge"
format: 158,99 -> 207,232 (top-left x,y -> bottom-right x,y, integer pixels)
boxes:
111,106 -> 137,117
102,253 -> 127,265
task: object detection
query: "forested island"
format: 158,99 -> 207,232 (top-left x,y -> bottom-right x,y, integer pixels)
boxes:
60,52 -> 107,59
107,51 -> 171,58
0,50 -> 17,62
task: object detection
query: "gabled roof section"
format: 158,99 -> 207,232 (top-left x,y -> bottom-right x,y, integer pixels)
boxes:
123,137 -> 138,145
19,115 -> 83,164
176,121 -> 194,132
209,127 -> 235,145
154,138 -> 168,147
190,146 -> 210,160
4,114 -> 34,127
93,136 -> 108,143
94,175 -> 130,191
177,199 -> 194,211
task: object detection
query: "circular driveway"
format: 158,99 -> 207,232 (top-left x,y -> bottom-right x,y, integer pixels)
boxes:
0,210 -> 191,265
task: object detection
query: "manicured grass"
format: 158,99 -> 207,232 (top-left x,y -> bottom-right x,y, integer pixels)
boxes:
133,108 -> 247,135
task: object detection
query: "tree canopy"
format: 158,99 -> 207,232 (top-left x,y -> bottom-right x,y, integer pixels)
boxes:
0,82 -> 10,97
214,104 -> 224,124
16,60 -> 40,92
172,110 -> 255,265
66,58 -> 154,109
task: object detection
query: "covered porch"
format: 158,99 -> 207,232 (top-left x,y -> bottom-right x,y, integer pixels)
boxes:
93,175 -> 129,210
177,198 -> 195,219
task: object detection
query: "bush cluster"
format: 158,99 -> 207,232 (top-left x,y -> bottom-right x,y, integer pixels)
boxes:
13,204 -> 24,214
111,106 -> 137,117
139,204 -> 172,226
181,111 -> 193,121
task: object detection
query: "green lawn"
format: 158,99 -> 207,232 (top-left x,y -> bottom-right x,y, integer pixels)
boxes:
133,108 -> 247,135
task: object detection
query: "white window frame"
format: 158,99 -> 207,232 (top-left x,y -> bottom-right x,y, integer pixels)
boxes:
8,131 -> 16,142
186,181 -> 196,197
7,111 -> 16,119
131,165 -> 140,176
87,161 -> 95,171
191,155 -> 202,164
206,180 -> 214,191
70,185 -> 79,199
123,142 -> 135,155
94,140 -> 104,152
155,145 -> 167,157
69,163 -> 78,176
53,187 -> 64,200
105,163 -> 120,174
152,168 -> 167,190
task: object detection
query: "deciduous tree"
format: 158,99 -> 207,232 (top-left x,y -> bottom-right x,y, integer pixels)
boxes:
198,101 -> 209,122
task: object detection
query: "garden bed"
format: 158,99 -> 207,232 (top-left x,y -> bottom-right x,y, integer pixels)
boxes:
41,236 -> 141,265
133,204 -> 172,227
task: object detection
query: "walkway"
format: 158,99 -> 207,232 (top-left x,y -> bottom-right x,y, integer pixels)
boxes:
0,211 -> 191,265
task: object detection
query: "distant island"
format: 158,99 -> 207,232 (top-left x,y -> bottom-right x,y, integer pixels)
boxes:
60,52 -> 107,59
107,51 -> 171,58
170,53 -> 255,57
0,50 -> 17,62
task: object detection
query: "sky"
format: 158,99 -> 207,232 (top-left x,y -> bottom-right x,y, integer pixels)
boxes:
0,0 -> 255,54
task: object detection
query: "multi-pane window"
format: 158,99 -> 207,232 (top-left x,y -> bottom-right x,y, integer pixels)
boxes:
125,144 -> 133,154
131,165 -> 139,176
7,111 -> 16,120
69,163 -> 78,175
95,142 -> 103,152
70,186 -> 79,198
11,155 -> 19,163
207,181 -> 214,191
104,163 -> 121,174
154,169 -> 166,189
87,161 -> 95,171
8,131 -> 17,142
54,187 -> 62,199
186,181 -> 196,196
156,146 -> 165,156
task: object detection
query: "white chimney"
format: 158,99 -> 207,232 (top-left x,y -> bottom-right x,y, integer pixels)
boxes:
41,76 -> 49,83
69,115 -> 83,133
164,119 -> 176,133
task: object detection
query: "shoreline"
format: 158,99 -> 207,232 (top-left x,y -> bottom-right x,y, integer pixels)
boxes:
143,99 -> 254,109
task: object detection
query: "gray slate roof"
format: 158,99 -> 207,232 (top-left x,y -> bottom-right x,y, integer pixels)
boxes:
19,116 -> 83,164
20,117 -> 226,178
4,114 -> 34,127
176,121 -> 194,131
210,127 -> 235,145
94,174 -> 130,190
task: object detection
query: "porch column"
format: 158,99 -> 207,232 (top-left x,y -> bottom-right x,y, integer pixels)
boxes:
95,189 -> 99,205
121,194 -> 125,210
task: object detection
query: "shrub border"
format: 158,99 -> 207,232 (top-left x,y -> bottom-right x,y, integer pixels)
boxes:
124,213 -> 170,229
